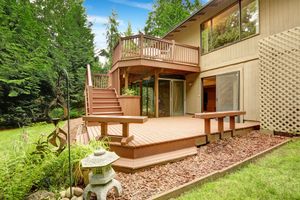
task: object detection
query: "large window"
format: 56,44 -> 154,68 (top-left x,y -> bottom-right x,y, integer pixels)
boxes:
201,0 -> 259,54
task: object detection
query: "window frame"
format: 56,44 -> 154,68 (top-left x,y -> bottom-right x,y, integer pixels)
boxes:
200,0 -> 260,55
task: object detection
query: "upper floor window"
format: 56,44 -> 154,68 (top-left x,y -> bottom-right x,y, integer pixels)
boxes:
201,0 -> 259,54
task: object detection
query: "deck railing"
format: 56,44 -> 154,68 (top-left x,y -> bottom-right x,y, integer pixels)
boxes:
112,34 -> 199,66
93,74 -> 109,88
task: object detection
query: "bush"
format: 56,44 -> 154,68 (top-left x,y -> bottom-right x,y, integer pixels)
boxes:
0,137 -> 108,200
122,87 -> 138,96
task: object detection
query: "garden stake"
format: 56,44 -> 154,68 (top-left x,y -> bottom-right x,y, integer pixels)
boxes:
63,69 -> 72,198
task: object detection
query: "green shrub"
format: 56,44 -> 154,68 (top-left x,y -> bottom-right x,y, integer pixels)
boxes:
70,108 -> 84,119
0,137 -> 108,200
48,107 -> 64,119
122,87 -> 138,96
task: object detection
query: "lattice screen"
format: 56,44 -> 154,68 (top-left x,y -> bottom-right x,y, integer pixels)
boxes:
259,27 -> 300,133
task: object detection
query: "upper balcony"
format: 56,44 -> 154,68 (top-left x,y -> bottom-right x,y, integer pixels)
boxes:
111,34 -> 200,73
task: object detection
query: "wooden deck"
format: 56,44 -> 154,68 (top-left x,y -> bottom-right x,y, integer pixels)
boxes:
76,116 -> 260,172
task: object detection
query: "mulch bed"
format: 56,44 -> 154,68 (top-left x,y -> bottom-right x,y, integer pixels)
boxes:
108,131 -> 287,200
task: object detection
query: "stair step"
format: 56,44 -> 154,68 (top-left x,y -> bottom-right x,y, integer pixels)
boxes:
92,97 -> 118,100
91,111 -> 123,115
93,101 -> 120,104
93,88 -> 115,91
92,106 -> 121,109
92,93 -> 116,97
113,147 -> 198,172
92,106 -> 122,112
92,90 -> 116,94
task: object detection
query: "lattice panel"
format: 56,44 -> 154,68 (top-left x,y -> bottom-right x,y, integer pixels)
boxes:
259,27 -> 300,133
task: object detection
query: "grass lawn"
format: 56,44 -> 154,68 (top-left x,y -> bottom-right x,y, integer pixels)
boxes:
0,121 -> 65,153
177,139 -> 300,200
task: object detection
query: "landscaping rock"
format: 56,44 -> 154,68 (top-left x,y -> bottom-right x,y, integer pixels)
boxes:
60,191 -> 66,198
73,187 -> 84,197
106,131 -> 288,200
26,190 -> 55,200
65,187 -> 72,198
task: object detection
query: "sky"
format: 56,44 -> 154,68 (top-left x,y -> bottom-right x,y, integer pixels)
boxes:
83,0 -> 209,62
84,0 -> 151,60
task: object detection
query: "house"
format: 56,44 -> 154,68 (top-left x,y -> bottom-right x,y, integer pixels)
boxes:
82,0 -> 300,171
94,0 -> 298,133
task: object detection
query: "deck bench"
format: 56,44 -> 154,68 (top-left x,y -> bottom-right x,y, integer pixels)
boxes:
83,115 -> 148,145
194,111 -> 246,142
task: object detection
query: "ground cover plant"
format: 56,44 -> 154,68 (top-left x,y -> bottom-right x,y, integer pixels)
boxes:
0,122 -> 108,200
177,139 -> 300,200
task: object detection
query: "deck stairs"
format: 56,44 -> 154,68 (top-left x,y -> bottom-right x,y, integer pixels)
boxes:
89,88 -> 123,116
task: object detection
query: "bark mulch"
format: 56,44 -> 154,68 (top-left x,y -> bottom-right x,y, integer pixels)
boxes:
108,131 -> 288,200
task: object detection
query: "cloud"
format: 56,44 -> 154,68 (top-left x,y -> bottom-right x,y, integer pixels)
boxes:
87,15 -> 108,25
109,0 -> 152,10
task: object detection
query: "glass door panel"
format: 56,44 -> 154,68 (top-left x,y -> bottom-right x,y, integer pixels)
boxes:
172,81 -> 184,116
216,72 -> 240,121
216,72 -> 239,112
159,80 -> 171,117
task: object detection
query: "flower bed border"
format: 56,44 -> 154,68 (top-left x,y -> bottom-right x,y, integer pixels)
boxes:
150,139 -> 291,200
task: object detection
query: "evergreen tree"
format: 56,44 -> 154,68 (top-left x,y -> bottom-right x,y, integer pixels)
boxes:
0,0 -> 96,127
124,21 -> 133,36
101,10 -> 120,69
144,0 -> 202,37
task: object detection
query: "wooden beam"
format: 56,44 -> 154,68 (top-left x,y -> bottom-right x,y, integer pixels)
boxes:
154,70 -> 159,118
124,68 -> 129,89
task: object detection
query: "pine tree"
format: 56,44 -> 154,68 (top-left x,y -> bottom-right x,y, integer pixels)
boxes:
124,21 -> 133,36
144,0 -> 202,37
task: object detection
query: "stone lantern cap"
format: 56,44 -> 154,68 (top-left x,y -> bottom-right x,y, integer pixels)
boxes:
81,148 -> 119,169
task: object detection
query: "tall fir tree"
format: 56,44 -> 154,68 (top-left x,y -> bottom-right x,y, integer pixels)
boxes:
0,0 -> 96,127
144,0 -> 202,37
100,10 -> 120,70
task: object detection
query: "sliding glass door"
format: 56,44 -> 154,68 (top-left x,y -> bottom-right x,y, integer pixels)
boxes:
159,79 -> 185,117
216,72 -> 240,112
172,80 -> 184,116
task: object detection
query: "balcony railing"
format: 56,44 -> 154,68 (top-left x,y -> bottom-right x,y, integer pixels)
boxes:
112,34 -> 199,67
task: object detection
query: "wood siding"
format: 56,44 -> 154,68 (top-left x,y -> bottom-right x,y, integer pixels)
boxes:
167,0 -> 300,121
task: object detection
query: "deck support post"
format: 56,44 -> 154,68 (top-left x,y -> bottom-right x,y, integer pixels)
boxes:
124,69 -> 129,90
204,118 -> 211,143
154,70 -> 159,118
218,117 -> 224,139
101,122 -> 108,137
229,116 -> 235,137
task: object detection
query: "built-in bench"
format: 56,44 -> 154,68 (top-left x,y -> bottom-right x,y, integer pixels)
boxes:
83,115 -> 148,145
194,111 -> 246,142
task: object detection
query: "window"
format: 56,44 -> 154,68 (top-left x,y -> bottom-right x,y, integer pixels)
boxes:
201,0 -> 259,54
201,21 -> 211,53
241,0 -> 259,38
211,3 -> 240,50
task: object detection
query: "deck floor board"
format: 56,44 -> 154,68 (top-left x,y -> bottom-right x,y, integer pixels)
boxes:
85,116 -> 259,147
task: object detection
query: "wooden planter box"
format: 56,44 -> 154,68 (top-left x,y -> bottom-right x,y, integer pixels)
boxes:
119,96 -> 141,116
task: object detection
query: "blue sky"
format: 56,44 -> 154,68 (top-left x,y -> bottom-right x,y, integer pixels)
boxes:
84,0 -> 151,55
84,0 -> 209,59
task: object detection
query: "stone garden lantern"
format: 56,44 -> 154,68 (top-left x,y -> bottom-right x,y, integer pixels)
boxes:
81,148 -> 122,200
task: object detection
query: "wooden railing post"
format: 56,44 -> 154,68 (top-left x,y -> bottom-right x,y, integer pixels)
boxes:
218,117 -> 224,139
204,118 -> 211,143
229,116 -> 236,136
119,38 -> 122,60
172,40 -> 175,62
86,64 -> 93,115
140,33 -> 144,58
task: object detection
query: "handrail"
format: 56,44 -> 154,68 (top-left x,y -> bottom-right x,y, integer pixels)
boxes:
86,64 -> 93,87
85,64 -> 93,115
112,34 -> 200,66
